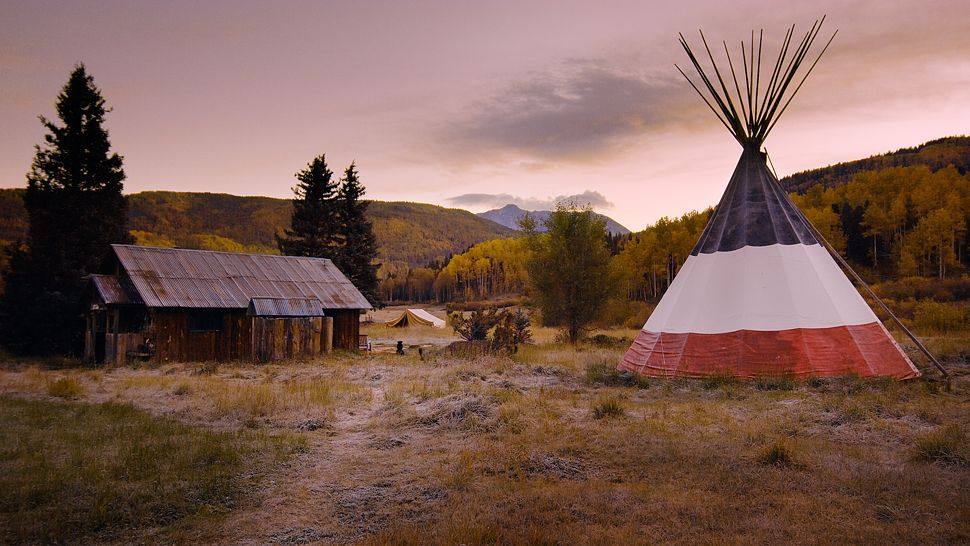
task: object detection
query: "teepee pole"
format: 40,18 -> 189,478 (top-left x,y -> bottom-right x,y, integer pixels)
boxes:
766,153 -> 950,380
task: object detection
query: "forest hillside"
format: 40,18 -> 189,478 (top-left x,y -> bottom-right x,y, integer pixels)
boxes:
0,190 -> 512,272
782,136 -> 969,192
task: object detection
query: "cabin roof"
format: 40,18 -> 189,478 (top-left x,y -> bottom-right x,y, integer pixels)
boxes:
110,244 -> 372,310
89,274 -> 139,305
248,297 -> 326,317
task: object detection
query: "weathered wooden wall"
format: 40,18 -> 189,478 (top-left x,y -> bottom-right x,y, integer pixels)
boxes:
147,310 -> 252,363
251,317 -> 323,362
104,333 -> 145,365
330,310 -> 360,351
88,307 -> 361,364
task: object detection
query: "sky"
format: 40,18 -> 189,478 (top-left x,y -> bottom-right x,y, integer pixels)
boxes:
1,0 -> 968,231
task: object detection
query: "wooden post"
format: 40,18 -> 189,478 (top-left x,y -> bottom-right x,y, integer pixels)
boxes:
321,317 -> 334,353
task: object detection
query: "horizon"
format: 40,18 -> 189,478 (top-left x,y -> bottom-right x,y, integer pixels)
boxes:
2,1 -> 969,231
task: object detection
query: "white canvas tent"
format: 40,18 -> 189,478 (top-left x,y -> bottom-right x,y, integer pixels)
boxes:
385,308 -> 446,328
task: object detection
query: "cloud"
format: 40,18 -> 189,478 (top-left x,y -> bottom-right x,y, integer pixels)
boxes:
441,59 -> 687,163
447,190 -> 613,211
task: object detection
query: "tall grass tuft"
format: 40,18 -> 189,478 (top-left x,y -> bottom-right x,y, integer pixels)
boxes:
912,424 -> 967,465
46,376 -> 84,399
757,438 -> 800,467
591,395 -> 625,419
755,376 -> 796,391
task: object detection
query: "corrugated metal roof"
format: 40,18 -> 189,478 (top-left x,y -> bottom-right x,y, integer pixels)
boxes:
111,245 -> 372,310
248,297 -> 326,317
89,274 -> 139,305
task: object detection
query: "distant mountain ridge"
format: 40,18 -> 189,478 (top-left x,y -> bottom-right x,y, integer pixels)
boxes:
0,190 -> 512,269
781,136 -> 970,193
478,204 -> 631,235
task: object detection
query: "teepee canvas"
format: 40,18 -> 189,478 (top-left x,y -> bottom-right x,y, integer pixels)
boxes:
619,20 -> 919,379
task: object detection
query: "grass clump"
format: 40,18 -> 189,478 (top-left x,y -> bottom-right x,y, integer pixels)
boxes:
912,424 -> 967,465
46,376 -> 84,399
755,375 -> 796,391
585,358 -> 648,388
0,397 -> 296,544
757,438 -> 801,467
591,395 -> 625,419
701,374 -> 739,390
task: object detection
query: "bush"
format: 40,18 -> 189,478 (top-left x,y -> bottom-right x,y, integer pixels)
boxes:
913,301 -> 970,333
912,424 -> 967,465
591,395 -> 625,419
873,277 -> 970,303
450,308 -> 501,341
587,334 -> 630,348
46,377 -> 84,399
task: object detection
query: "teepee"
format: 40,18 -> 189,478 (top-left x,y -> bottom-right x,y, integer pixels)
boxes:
619,19 -> 920,379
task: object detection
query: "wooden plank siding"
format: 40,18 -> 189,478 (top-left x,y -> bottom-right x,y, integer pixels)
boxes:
147,310 -> 252,363
252,317 -> 323,362
330,310 -> 360,351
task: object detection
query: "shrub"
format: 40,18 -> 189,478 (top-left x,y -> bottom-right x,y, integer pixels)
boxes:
591,395 -> 625,419
587,334 -> 630,348
912,424 -> 967,465
450,308 -> 501,341
873,277 -> 970,303
46,377 -> 84,399
492,309 -> 533,353
913,301 -> 970,333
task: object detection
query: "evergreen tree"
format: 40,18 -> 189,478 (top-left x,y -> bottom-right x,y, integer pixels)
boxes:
276,155 -> 341,258
335,162 -> 381,305
526,204 -> 615,343
0,64 -> 129,355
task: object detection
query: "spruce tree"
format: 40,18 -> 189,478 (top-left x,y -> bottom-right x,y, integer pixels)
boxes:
335,162 -> 381,305
0,64 -> 129,355
276,155 -> 341,258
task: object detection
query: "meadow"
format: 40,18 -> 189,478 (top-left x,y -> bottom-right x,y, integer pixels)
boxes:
0,322 -> 966,545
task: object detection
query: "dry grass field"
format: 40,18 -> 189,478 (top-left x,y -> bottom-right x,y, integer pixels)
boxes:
0,327 -> 967,544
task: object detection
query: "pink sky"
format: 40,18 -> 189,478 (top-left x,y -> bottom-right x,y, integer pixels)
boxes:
2,0 -> 968,231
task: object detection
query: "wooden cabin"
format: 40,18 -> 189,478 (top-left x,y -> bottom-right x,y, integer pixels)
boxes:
84,244 -> 371,365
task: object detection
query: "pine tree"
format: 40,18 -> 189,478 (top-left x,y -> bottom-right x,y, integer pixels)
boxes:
276,155 -> 341,258
335,162 -> 381,305
0,64 -> 129,355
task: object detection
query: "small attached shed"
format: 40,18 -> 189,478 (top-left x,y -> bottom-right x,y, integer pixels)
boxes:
84,244 -> 372,364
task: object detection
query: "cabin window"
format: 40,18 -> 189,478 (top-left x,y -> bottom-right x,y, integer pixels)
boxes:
187,311 -> 223,332
118,308 -> 148,333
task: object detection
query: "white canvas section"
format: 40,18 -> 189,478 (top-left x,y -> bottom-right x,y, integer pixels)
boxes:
643,243 -> 879,334
408,308 -> 446,328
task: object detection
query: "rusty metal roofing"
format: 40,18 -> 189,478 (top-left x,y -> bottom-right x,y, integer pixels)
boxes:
248,297 -> 326,317
89,274 -> 139,305
111,245 -> 372,310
